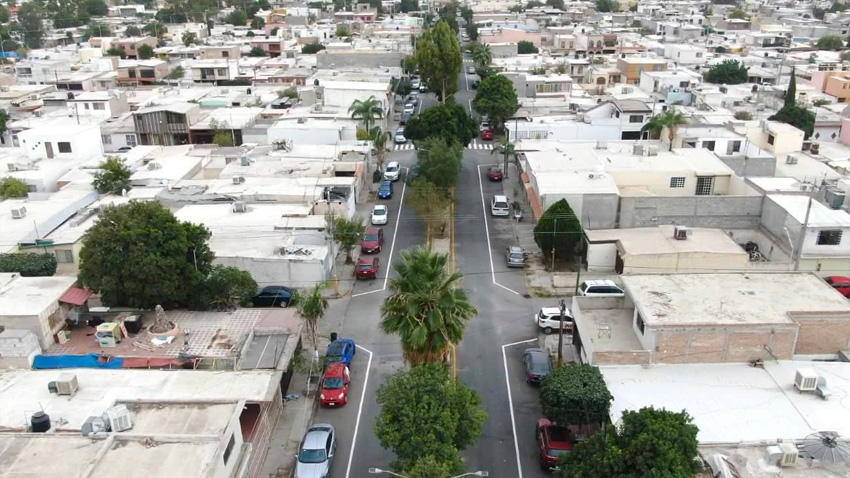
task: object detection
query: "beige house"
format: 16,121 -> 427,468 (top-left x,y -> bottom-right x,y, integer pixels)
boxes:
200,45 -> 242,60
746,120 -> 804,157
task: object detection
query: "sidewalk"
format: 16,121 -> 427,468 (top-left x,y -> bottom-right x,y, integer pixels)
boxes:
260,368 -> 318,478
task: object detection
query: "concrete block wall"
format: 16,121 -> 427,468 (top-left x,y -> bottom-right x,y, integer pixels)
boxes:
316,51 -> 406,68
654,326 -> 796,363
717,156 -> 776,177
0,329 -> 41,368
619,195 -> 764,229
793,315 -> 850,355
593,350 -> 651,365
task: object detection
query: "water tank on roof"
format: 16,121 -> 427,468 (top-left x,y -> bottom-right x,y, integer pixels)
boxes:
31,412 -> 51,433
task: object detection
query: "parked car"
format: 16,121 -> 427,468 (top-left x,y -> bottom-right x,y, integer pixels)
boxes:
408,95 -> 419,106
536,418 -> 574,471
466,66 -> 476,74
320,363 -> 350,407
117,146 -> 133,153
523,348 -> 551,385
471,80 -> 480,89
506,246 -> 526,268
578,279 -> 625,297
295,424 -> 336,478
325,339 -> 356,367
481,129 -> 494,141
479,121 -> 491,132
490,195 -> 510,216
825,276 -> 850,297
361,227 -> 384,253
401,112 -> 412,125
411,78 -> 421,89
251,285 -> 293,308
419,84 -> 428,92
403,103 -> 415,115
394,128 -> 407,144
384,161 -> 401,181
371,205 -> 389,225
534,306 -> 574,334
487,166 -> 504,181
356,256 -> 379,280
378,180 -> 394,199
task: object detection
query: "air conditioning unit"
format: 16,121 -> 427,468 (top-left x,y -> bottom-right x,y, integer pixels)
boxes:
673,225 -> 690,240
633,143 -> 644,156
11,206 -> 27,219
794,367 -> 818,392
146,161 -> 161,170
232,201 -> 247,213
240,154 -> 250,166
55,373 -> 79,396
785,154 -> 798,165
232,175 -> 245,184
647,145 -> 659,156
765,443 -> 798,467
7,163 -> 16,172
105,404 -> 133,432
34,110 -> 43,117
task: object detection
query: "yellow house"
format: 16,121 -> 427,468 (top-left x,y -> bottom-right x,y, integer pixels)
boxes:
616,57 -> 667,84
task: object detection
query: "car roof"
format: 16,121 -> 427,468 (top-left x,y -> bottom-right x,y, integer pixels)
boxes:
387,161 -> 399,167
327,341 -> 347,353
582,279 -> 619,287
325,362 -> 345,376
540,306 -> 574,317
373,205 -> 387,211
508,246 -> 523,253
261,285 -> 290,292
493,194 -> 508,201
358,256 -> 376,265
525,348 -> 548,361
303,424 -> 333,449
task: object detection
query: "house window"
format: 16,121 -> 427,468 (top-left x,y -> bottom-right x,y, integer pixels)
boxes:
702,140 -> 716,151
54,250 -> 74,264
695,176 -> 714,195
57,142 -> 72,153
223,434 -> 235,464
84,103 -> 90,110
125,134 -> 137,147
731,140 -> 742,152
629,115 -> 643,123
767,134 -> 775,145
216,68 -> 227,76
101,134 -> 112,144
222,51 -> 229,57
817,230 -> 843,245
93,103 -> 105,110
670,177 -> 686,188
636,313 -> 645,335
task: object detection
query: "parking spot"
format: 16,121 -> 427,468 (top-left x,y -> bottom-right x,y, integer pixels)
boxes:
478,164 -> 526,295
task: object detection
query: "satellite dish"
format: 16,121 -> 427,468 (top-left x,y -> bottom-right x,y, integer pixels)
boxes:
800,432 -> 850,464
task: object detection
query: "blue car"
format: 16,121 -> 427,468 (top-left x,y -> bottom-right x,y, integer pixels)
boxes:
378,180 -> 393,199
325,339 -> 356,367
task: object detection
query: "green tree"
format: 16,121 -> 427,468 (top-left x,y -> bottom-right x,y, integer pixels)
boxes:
193,265 -> 257,311
79,201 -> 213,309
248,46 -> 267,56
374,363 -> 487,472
369,127 -> 392,172
328,214 -> 366,263
545,0 -> 564,9
156,7 -> 188,23
465,22 -> 478,41
335,24 -> 350,37
125,25 -> 142,37
297,283 -> 328,350
393,77 -> 412,97
250,16 -> 264,29
0,176 -> 27,198
416,20 -> 461,102
14,2 -> 45,48
509,4 -> 524,12
527,0 -> 544,6
460,6 -> 473,22
399,0 -> 418,12
143,21 -> 166,38
533,198 -> 582,263
645,108 -> 687,151
729,8 -> 748,19
181,31 -> 196,47
558,407 -> 701,478
213,130 -> 234,146
224,10 -> 247,25
348,96 -> 383,131
596,0 -> 615,12
473,74 -> 519,131
734,110 -> 753,120
416,136 -> 463,191
0,6 -> 9,22
407,179 -> 451,238
769,104 -> 815,139
0,253 -> 57,276
91,157 -> 131,195
85,0 -> 107,16
106,47 -> 126,58
817,35 -> 845,50
380,248 -> 477,365
813,6 -> 826,19
786,67 -> 797,107
270,26 -> 279,35
471,43 -> 492,69
704,59 -> 748,84
0,109 -> 8,137
137,43 -> 154,59
517,40 -> 538,54
401,455 -> 459,478
85,23 -> 112,38
403,101 -> 477,146
278,86 -> 299,98
166,65 -> 185,79
540,364 -> 612,426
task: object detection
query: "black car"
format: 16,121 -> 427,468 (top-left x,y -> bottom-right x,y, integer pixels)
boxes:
471,80 -> 480,89
251,285 -> 293,308
523,348 -> 552,385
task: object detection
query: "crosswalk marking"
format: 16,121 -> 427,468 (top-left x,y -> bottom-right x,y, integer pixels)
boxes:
463,58 -> 474,63
392,141 -> 494,152
393,143 -> 415,151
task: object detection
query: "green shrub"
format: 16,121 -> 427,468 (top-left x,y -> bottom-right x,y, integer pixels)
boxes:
0,252 -> 58,276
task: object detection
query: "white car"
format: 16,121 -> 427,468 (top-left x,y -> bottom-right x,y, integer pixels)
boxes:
466,66 -> 475,74
411,78 -> 421,89
579,279 -> 625,297
371,205 -> 389,225
394,128 -> 407,144
403,103 -> 415,115
490,195 -> 510,216
384,161 -> 400,181
534,307 -> 574,334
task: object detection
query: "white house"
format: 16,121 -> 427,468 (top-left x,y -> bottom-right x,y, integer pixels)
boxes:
18,124 -> 104,162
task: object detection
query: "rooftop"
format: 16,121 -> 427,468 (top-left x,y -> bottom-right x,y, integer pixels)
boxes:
586,226 -> 748,257
768,194 -> 850,228
623,273 -> 850,327
0,273 -> 77,316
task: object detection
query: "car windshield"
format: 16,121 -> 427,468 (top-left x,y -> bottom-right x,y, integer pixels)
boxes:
364,233 -> 379,241
357,263 -> 372,270
324,377 -> 343,389
510,253 -> 523,260
550,449 -> 571,457
386,165 -> 398,172
373,209 -> 386,216
298,448 -> 327,464
494,201 -> 508,209
533,362 -> 551,373
328,343 -> 344,355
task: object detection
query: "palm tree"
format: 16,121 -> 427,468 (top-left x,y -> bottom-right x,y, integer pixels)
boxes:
348,96 -> 383,132
471,43 -> 492,70
370,127 -> 392,172
380,247 -> 478,366
644,108 -> 687,151
296,284 -> 328,351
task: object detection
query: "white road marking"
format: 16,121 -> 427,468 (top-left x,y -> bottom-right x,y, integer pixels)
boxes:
477,164 -> 522,296
502,338 -> 536,478
467,98 -> 473,114
345,344 -> 374,478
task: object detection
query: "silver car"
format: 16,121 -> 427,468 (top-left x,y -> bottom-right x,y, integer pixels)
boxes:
506,246 -> 525,268
295,424 -> 336,478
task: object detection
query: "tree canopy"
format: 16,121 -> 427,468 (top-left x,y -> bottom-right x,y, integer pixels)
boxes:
301,42 -> 325,54
517,40 -> 538,54
192,265 -> 257,311
349,96 -> 383,131
328,214 -> 365,263
540,364 -> 612,426
645,108 -> 687,151
91,157 -> 131,195
769,104 -> 815,139
407,179 -> 451,238
415,136 -> 463,191
15,3 -> 45,48
297,283 -> 328,350
704,59 -> 748,84
817,35 -> 845,50
533,199 -> 582,263
137,43 -> 154,59
473,74 -> 519,130
248,46 -> 268,57
0,176 -> 28,198
416,20 -> 461,102
596,0 -> 616,12
403,101 -> 477,146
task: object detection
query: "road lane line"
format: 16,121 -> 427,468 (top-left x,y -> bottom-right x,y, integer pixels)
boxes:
383,169 -> 408,290
477,165 -> 521,296
345,344 -> 374,478
502,341 -> 534,478
351,289 -> 384,298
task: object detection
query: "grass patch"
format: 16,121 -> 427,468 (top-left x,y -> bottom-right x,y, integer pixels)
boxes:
528,286 -> 555,298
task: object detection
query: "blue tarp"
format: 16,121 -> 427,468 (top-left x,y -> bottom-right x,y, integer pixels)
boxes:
32,353 -> 124,369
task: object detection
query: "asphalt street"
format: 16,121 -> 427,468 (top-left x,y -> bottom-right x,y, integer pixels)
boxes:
312,43 -> 555,478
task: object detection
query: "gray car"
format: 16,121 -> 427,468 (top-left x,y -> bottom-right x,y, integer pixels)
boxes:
506,246 -> 525,268
295,424 -> 336,478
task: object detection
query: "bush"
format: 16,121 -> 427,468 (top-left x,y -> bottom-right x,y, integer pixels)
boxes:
540,363 -> 612,426
190,265 -> 258,310
301,42 -> 326,54
733,111 -> 753,120
0,252 -> 58,276
0,176 -> 28,198
517,40 -> 538,54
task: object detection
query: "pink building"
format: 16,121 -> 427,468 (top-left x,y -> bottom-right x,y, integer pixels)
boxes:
480,28 -> 542,47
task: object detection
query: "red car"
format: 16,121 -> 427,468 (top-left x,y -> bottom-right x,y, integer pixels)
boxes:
481,129 -> 494,140
825,276 -> 850,297
360,227 -> 384,254
536,418 -> 573,471
356,256 -> 379,279
487,166 -> 504,181
319,363 -> 350,407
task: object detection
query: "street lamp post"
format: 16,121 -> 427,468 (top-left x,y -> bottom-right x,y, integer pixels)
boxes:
368,468 -> 489,478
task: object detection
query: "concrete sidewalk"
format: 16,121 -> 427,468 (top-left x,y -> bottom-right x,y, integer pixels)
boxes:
260,368 -> 318,478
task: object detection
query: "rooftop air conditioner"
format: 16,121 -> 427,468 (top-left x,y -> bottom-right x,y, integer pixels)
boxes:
766,443 -> 798,467
673,225 -> 690,240
647,145 -> 659,156
240,155 -> 250,166
232,201 -> 247,213
232,175 -> 245,184
794,367 -> 818,392
785,154 -> 798,165
633,143 -> 644,156
147,161 -> 161,170
55,373 -> 79,396
105,404 -> 133,432
11,206 -> 27,219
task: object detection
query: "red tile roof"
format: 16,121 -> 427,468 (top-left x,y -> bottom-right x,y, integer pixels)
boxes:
58,287 -> 92,306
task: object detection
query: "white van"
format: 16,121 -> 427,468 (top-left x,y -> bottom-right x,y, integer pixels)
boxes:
384,161 -> 400,181
490,195 -> 510,216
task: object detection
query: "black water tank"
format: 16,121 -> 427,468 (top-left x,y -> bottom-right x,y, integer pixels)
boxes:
31,412 -> 51,432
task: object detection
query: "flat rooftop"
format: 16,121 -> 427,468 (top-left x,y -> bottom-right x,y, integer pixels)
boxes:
624,273 -> 850,327
602,361 -> 850,444
0,273 -> 77,316
586,226 -> 748,256
576,306 -> 643,352
768,194 -> 850,228
122,401 -> 235,435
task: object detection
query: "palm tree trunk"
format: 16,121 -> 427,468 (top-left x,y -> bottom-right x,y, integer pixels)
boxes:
668,129 -> 674,151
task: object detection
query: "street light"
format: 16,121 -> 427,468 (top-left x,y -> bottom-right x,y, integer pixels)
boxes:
367,468 -> 408,478
368,469 -> 489,478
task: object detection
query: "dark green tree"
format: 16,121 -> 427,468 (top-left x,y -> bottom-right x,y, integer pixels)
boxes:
473,74 -> 519,130
786,67 -> 797,107
540,364 -> 612,426
248,46 -> 268,56
533,199 -> 582,263
517,40 -> 538,54
392,77 -> 412,97
335,25 -> 350,37
78,201 -> 214,309
545,0 -> 565,9
191,265 -> 258,311
328,214 -> 365,263
85,23 -> 112,38
106,47 -> 126,58
465,22 -> 478,41
85,0 -> 107,16
14,2 -> 44,48
596,0 -> 615,12
416,20 -> 461,102
415,136 -> 463,191
769,105 -> 815,139
156,7 -> 188,23
137,43 -> 154,59
704,59 -> 748,84
0,6 -> 9,22
404,101 -> 477,146
0,176 -> 27,198
125,25 -> 142,36
729,8 -> 748,19
301,42 -> 325,54
460,6 -> 472,22
250,16 -> 264,29
225,10 -> 247,25
399,0 -> 418,12
91,157 -> 131,195
374,363 -> 487,472
0,253 -> 57,276
166,65 -> 185,79
817,35 -> 845,50
143,21 -> 166,38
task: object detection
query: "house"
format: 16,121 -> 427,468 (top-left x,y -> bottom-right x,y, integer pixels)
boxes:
66,91 -> 130,121
190,60 -> 240,84
249,37 -> 293,58
188,107 -> 264,145
109,36 -> 158,59
132,103 -> 201,146
55,71 -> 117,92
14,58 -> 73,85
746,120 -> 805,157
616,57 -> 668,84
199,45 -> 241,60
316,80 -> 392,128
116,59 -> 169,86
503,72 -> 572,98
670,124 -> 775,177
18,124 -> 104,162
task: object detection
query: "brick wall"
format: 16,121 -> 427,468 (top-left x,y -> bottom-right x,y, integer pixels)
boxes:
793,315 -> 850,355
619,196 -> 763,229
654,326 -> 796,364
594,350 -> 651,365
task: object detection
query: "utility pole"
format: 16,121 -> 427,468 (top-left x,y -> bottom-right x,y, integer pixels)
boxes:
793,185 -> 816,271
557,298 -> 566,366
550,217 -> 556,271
